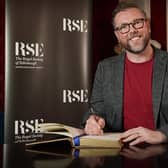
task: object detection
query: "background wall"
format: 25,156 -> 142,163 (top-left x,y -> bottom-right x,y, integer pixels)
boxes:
91,0 -> 118,75
151,0 -> 167,50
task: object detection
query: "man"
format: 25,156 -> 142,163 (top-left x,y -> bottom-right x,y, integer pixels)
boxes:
82,2 -> 168,146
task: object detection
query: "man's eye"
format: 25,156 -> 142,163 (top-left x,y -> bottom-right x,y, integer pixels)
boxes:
120,24 -> 128,30
134,21 -> 141,24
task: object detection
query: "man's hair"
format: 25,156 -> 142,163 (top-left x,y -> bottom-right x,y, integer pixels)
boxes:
112,2 -> 147,28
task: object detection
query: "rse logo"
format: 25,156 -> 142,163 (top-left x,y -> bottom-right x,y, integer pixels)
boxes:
15,119 -> 44,135
15,42 -> 44,57
63,18 -> 88,32
63,89 -> 88,103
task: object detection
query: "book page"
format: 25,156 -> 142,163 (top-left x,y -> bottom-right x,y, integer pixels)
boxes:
39,123 -> 84,138
81,133 -> 122,141
79,133 -> 122,148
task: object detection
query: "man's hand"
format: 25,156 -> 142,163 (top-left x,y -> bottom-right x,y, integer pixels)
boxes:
84,115 -> 105,135
121,127 -> 167,146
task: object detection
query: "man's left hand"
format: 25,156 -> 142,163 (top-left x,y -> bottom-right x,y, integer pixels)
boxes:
121,127 -> 167,146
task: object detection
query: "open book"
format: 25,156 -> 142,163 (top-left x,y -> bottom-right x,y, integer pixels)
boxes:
26,123 -> 123,148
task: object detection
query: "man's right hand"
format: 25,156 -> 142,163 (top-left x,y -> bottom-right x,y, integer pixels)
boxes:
84,115 -> 105,135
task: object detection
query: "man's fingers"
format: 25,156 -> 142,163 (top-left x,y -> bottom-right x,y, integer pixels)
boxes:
86,116 -> 101,129
129,137 -> 144,146
121,127 -> 142,138
122,133 -> 139,142
84,115 -> 104,135
84,123 -> 103,135
98,118 -> 105,129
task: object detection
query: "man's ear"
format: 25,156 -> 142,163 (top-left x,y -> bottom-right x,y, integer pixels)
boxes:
114,31 -> 120,43
146,18 -> 151,33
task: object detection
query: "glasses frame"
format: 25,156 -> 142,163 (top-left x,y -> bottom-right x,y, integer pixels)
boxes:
114,18 -> 147,34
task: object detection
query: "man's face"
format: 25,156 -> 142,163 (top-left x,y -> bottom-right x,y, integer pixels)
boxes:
114,8 -> 151,54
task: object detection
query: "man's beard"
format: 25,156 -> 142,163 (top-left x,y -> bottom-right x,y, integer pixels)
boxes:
121,33 -> 150,54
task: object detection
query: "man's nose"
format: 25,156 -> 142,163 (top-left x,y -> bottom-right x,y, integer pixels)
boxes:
129,24 -> 138,33
128,25 -> 138,35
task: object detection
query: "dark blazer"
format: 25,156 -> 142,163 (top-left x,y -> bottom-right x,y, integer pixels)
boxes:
82,47 -> 168,138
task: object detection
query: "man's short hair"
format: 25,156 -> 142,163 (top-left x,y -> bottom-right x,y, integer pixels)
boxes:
112,2 -> 147,28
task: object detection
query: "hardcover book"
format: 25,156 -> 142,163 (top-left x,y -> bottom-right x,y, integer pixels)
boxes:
26,123 -> 123,149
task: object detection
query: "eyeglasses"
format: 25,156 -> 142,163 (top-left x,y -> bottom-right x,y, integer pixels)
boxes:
114,18 -> 147,34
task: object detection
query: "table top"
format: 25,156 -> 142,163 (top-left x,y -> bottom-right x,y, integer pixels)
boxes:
1,143 -> 168,168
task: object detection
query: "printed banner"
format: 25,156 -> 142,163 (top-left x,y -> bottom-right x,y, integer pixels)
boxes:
5,0 -> 92,143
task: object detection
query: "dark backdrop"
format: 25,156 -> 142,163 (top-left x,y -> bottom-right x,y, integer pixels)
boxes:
0,0 -> 4,112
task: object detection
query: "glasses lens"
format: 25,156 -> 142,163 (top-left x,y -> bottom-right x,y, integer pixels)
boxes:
120,24 -> 129,34
133,19 -> 144,29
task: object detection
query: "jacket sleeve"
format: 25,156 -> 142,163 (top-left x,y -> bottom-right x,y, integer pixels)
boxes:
81,62 -> 106,127
158,126 -> 168,141
157,106 -> 168,141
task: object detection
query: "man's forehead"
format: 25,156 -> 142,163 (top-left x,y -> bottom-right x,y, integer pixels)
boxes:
114,8 -> 145,23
